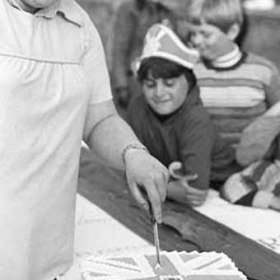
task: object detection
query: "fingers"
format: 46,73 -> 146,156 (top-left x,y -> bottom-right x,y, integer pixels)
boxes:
125,152 -> 169,224
168,161 -> 183,179
128,180 -> 150,212
177,180 -> 208,206
127,177 -> 164,223
185,173 -> 198,182
156,168 -> 169,202
186,195 -> 206,207
145,180 -> 163,223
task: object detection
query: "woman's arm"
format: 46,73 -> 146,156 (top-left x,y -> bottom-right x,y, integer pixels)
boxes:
83,99 -> 169,223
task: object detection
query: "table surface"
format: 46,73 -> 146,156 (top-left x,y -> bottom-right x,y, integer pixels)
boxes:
78,149 -> 280,280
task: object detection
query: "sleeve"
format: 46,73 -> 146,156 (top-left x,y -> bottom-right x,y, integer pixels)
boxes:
179,108 -> 214,190
111,2 -> 136,90
221,160 -> 278,209
265,63 -> 280,106
81,18 -> 112,104
263,63 -> 280,159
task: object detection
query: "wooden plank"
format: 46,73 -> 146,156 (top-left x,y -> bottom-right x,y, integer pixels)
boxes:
78,178 -> 199,253
78,149 -> 199,253
163,201 -> 280,280
78,149 -> 280,280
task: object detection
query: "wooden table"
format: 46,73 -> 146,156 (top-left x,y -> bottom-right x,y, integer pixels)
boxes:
78,149 -> 280,280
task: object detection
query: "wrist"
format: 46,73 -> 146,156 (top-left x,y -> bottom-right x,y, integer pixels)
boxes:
121,143 -> 149,165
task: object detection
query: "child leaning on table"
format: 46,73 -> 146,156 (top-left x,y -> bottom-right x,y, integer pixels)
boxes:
127,24 -> 236,207
183,0 -> 280,210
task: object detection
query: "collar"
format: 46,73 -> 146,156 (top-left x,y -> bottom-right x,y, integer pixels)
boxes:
203,45 -> 247,71
211,44 -> 243,68
7,0 -> 83,26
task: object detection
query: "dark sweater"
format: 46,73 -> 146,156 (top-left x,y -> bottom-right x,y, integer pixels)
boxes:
128,85 -> 240,190
128,85 -> 217,190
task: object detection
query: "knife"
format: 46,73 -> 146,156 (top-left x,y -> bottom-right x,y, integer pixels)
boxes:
153,220 -> 162,270
147,199 -> 162,270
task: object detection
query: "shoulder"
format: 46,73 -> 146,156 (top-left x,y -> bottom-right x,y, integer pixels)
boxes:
188,106 -> 212,128
60,0 -> 92,26
179,100 -> 212,131
62,0 -> 103,38
193,62 -> 212,78
177,104 -> 214,149
243,52 -> 280,87
245,52 -> 279,73
64,1 -> 104,48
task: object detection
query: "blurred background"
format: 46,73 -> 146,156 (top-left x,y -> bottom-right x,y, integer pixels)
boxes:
76,0 -> 280,73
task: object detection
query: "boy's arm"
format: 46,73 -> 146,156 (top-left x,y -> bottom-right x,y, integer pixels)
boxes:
179,110 -> 214,191
265,64 -> 280,105
166,109 -> 213,206
236,102 -> 280,166
167,179 -> 207,207
236,64 -> 280,166
266,69 -> 280,160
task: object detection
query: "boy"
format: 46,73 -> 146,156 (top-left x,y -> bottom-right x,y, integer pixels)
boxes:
185,0 -> 280,210
128,24 -> 234,207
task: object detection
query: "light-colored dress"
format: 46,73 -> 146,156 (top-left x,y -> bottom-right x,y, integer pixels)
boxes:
0,1 -> 112,279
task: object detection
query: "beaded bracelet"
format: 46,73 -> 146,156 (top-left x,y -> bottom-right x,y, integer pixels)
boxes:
121,143 -> 149,164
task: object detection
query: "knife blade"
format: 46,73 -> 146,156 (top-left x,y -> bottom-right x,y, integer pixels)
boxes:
148,200 -> 162,269
140,189 -> 162,269
153,220 -> 162,269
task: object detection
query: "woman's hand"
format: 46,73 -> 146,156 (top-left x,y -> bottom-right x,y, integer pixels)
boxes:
124,148 -> 169,223
167,179 -> 208,207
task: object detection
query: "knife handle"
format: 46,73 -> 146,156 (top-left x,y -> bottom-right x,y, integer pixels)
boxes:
147,198 -> 156,224
140,188 -> 156,224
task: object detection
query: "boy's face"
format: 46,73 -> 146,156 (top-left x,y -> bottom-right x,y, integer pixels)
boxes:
189,23 -> 235,61
142,72 -> 189,115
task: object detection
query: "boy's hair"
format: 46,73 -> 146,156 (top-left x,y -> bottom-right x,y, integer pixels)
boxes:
138,57 -> 197,89
136,0 -> 169,11
186,0 -> 244,33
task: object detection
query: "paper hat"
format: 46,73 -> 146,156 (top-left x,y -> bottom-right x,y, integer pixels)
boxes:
139,24 -> 199,69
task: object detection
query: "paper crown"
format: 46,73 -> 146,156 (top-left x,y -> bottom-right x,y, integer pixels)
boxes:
139,24 -> 199,70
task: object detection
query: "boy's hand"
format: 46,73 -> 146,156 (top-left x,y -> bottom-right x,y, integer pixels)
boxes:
124,148 -> 169,223
167,179 -> 208,207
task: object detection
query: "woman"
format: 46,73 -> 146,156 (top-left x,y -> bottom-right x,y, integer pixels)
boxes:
0,1 -> 168,279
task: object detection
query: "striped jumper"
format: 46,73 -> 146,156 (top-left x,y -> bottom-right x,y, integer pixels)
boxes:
194,48 -> 280,149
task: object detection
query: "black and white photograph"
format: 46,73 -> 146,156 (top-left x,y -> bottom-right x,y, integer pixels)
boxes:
1,0 -> 280,279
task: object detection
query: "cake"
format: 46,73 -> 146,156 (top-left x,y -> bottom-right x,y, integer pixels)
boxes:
81,251 -> 247,280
